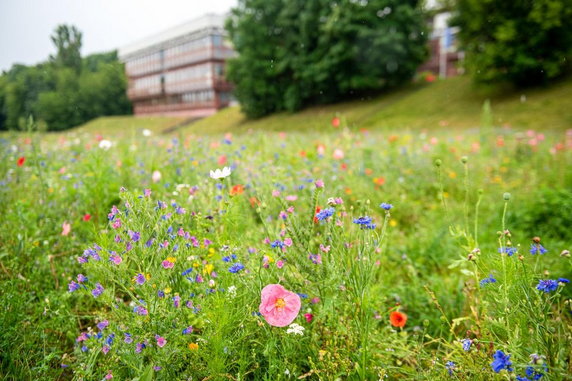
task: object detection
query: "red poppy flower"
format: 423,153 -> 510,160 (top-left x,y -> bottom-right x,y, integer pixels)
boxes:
230,184 -> 244,196
331,117 -> 340,128
83,214 -> 92,222
17,157 -> 25,167
390,311 -> 407,328
313,206 -> 322,224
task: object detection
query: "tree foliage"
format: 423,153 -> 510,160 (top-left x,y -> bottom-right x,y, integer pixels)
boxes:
226,0 -> 428,118
50,24 -> 83,73
452,0 -> 572,86
0,26 -> 131,131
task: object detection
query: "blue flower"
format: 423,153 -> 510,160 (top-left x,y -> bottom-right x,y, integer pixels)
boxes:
491,350 -> 513,373
92,283 -> 104,298
270,240 -> 285,249
480,274 -> 497,287
68,281 -> 80,292
558,278 -> 570,284
530,244 -> 547,255
353,216 -> 373,225
498,247 -> 517,256
229,263 -> 245,273
315,207 -> 335,221
536,279 -> 558,293
461,338 -> 472,352
445,361 -> 456,376
380,203 -> 393,210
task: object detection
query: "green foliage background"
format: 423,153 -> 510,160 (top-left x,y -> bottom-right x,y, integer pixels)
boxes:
225,0 -> 429,118
0,25 -> 131,131
452,0 -> 572,86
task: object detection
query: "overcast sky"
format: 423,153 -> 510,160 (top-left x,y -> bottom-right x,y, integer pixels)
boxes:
0,0 -> 237,72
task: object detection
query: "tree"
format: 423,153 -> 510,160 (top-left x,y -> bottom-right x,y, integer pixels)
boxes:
50,24 -> 83,73
452,0 -> 572,86
226,0 -> 428,118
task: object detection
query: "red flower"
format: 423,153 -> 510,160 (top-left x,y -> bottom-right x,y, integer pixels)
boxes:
331,117 -> 340,128
313,206 -> 321,224
17,157 -> 25,167
83,214 -> 92,222
230,184 -> 244,196
390,311 -> 407,328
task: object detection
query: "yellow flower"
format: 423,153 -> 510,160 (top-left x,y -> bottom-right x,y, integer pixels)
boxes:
389,220 -> 397,227
448,171 -> 457,179
188,343 -> 199,351
164,287 -> 172,294
166,257 -> 177,263
203,264 -> 214,274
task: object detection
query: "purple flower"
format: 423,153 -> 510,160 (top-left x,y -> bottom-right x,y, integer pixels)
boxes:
109,253 -> 122,265
97,320 -> 109,330
155,335 -> 167,348
77,274 -> 87,283
182,326 -> 193,334
68,281 -> 80,292
124,333 -> 133,344
92,283 -> 104,298
133,305 -> 148,315
135,273 -> 146,285
173,295 -> 181,308
135,342 -> 146,353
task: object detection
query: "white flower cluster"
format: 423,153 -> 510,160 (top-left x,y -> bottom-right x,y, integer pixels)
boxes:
286,323 -> 304,336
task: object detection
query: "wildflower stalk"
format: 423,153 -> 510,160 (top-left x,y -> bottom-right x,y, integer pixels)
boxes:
499,195 -> 510,314
462,158 -> 470,234
474,190 -> 483,248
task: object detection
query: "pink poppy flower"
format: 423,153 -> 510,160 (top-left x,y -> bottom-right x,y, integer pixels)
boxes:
304,313 -> 313,323
61,222 -> 71,236
155,335 -> 167,348
259,284 -> 301,327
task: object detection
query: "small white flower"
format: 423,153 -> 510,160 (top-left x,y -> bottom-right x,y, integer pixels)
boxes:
152,170 -> 162,183
99,140 -> 112,150
209,279 -> 216,287
227,285 -> 237,298
209,166 -> 232,179
142,129 -> 152,137
286,323 -> 305,336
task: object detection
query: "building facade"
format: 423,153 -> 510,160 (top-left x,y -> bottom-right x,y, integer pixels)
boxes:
118,14 -> 234,117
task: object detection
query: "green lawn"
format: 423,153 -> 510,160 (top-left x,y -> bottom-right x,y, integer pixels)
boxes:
70,75 -> 572,137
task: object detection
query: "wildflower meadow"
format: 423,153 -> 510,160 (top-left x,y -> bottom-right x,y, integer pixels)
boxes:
1,118 -> 571,380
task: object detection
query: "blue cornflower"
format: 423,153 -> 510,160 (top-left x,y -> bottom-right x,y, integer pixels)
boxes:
270,240 -> 285,249
364,222 -> 376,229
380,203 -> 393,210
182,326 -> 193,335
498,247 -> 517,256
536,279 -> 558,293
530,244 -> 547,255
353,216 -> 373,225
461,338 -> 472,352
480,274 -> 497,287
182,267 -> 193,276
315,207 -> 335,221
229,263 -> 245,273
491,350 -> 513,373
445,361 -> 456,376
558,278 -> 570,284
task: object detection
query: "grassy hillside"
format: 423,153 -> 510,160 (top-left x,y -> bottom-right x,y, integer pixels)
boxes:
73,115 -> 186,136
69,75 -> 572,136
183,75 -> 572,135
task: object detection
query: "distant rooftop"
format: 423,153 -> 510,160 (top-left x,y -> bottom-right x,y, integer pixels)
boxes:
118,13 -> 227,60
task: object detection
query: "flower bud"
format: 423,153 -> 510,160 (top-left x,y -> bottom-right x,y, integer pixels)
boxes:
503,192 -> 511,201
